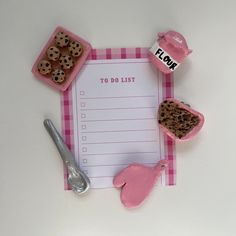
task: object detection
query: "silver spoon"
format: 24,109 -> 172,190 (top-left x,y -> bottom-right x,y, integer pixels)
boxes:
44,119 -> 90,195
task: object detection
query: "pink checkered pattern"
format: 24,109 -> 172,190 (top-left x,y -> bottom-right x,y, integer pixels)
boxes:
61,87 -> 74,189
161,72 -> 176,185
87,48 -> 147,60
61,48 -> 176,189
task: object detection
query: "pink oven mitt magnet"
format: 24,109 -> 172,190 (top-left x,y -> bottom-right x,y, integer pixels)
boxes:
149,30 -> 192,74
113,159 -> 168,208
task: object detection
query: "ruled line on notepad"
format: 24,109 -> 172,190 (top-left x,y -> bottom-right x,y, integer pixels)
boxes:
81,118 -> 155,122
81,129 -> 156,134
80,106 -> 156,111
81,162 -> 156,168
82,140 -> 156,145
88,176 -> 114,178
81,151 -> 157,156
80,95 -> 155,100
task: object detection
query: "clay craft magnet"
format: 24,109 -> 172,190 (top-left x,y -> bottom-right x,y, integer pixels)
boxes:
149,30 -> 192,74
158,98 -> 204,141
113,159 -> 168,208
32,26 -> 92,91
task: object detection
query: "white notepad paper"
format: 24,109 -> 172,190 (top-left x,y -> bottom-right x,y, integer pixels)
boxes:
72,58 -> 165,188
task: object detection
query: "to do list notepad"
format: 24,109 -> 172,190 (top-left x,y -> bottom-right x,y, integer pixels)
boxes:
61,48 -> 176,189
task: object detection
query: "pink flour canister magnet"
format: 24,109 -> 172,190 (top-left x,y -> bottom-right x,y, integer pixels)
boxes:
149,31 -> 192,74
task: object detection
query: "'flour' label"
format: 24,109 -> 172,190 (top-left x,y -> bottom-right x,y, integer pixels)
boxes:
149,42 -> 180,71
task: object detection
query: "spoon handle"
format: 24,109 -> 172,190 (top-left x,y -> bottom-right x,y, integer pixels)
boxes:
43,119 -> 77,169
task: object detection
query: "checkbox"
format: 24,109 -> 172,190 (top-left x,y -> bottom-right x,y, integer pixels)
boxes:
80,102 -> 86,107
80,91 -> 85,95
81,114 -> 86,119
83,159 -> 87,163
82,147 -> 87,152
82,136 -> 87,141
82,125 -> 86,129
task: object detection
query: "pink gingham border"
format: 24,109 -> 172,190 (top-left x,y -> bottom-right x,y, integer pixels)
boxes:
161,72 -> 176,185
61,48 -> 176,189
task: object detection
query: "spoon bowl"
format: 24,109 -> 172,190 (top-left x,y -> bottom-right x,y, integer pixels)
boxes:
67,167 -> 90,194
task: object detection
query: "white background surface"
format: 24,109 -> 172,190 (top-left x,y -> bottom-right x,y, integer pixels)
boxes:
0,0 -> 236,235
